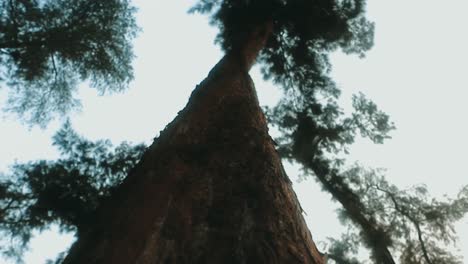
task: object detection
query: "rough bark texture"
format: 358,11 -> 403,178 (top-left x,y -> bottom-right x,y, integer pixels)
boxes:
63,24 -> 324,264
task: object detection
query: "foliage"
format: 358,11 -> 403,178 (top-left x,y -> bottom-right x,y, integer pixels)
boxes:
1,0 -> 467,263
0,121 -> 145,261
330,166 -> 468,264
190,0 -> 373,99
263,63 -> 467,263
0,0 -> 139,125
326,232 -> 362,264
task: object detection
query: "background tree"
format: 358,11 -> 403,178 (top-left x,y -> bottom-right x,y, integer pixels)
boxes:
0,0 -> 138,125
0,121 -> 145,262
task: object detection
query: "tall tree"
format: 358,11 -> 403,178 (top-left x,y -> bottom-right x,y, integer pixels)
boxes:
57,0 -> 374,263
61,26 -> 327,263
3,0 -> 466,263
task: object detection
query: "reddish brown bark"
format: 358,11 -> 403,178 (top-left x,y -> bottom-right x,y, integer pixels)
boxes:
63,23 -> 324,264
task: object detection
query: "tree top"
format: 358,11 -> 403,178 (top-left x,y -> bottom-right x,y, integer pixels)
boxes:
191,0 -> 374,93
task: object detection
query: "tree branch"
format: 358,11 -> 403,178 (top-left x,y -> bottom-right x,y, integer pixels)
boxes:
374,186 -> 434,264
0,39 -> 47,50
304,158 -> 396,264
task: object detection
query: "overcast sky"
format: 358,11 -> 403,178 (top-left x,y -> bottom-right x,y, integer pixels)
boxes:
1,1 -> 467,263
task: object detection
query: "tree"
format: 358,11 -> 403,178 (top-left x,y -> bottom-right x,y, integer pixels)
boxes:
2,0 -> 467,263
2,124 -> 467,263
267,85 -> 468,263
56,1 -> 378,263
0,121 -> 145,261
0,0 -> 138,125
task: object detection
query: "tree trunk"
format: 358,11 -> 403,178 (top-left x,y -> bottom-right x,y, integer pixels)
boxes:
63,23 -> 324,264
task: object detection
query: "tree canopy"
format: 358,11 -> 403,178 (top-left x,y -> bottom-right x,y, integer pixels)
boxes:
190,0 -> 374,106
1,0 -> 468,263
0,0 -> 138,125
0,121 -> 145,261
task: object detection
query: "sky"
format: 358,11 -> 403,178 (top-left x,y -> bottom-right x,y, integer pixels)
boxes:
1,0 -> 468,263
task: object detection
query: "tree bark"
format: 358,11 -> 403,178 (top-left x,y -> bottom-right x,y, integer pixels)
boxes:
63,23 -> 324,264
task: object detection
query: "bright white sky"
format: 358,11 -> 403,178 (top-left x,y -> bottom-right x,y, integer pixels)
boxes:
1,1 -> 468,263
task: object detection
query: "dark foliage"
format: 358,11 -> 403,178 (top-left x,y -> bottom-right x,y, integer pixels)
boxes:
326,233 -> 361,264
327,166 -> 468,264
0,121 -> 145,261
190,0 -> 373,95
0,0 -> 138,125
1,0 -> 467,263
264,69 -> 467,263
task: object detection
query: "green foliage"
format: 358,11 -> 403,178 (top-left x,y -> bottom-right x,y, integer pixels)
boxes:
0,0 -> 139,125
190,0 -> 373,101
0,121 -> 146,261
265,83 -> 466,263
349,92 -> 395,144
332,166 -> 468,264
265,91 -> 394,164
262,45 -> 464,262
326,233 -> 362,264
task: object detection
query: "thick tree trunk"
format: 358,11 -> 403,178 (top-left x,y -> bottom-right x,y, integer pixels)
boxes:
63,23 -> 324,264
